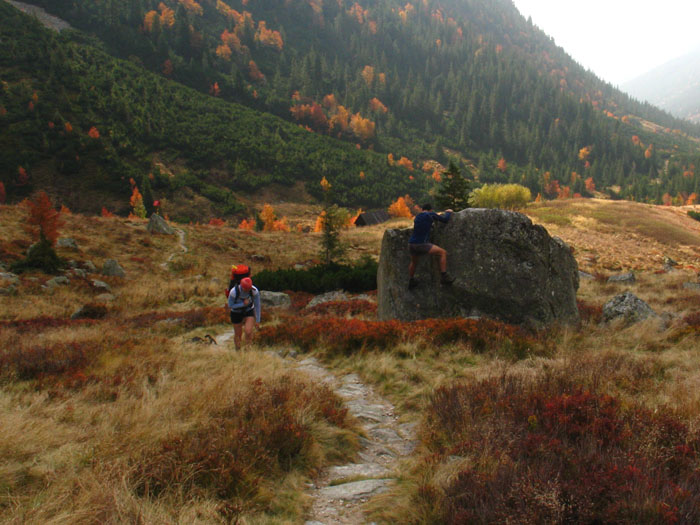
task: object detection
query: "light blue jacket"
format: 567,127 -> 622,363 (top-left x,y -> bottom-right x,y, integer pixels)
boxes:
228,285 -> 261,323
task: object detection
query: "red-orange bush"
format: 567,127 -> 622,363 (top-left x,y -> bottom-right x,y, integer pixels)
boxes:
131,375 -> 352,504
258,317 -> 543,357
421,375 -> 700,524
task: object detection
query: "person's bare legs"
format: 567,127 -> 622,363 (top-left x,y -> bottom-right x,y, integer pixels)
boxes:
428,245 -> 447,272
409,255 -> 421,278
243,316 -> 255,346
233,323 -> 243,350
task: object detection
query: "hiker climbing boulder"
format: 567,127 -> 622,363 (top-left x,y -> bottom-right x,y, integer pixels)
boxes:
378,208 -> 579,327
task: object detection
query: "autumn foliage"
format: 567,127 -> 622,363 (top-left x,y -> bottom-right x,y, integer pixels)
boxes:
258,317 -> 542,357
388,196 -> 413,218
419,373 -> 700,523
23,191 -> 62,245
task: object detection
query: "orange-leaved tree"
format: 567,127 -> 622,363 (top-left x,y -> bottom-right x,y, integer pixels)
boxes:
239,218 -> 255,230
260,203 -> 277,231
388,196 -> 413,218
24,191 -> 62,245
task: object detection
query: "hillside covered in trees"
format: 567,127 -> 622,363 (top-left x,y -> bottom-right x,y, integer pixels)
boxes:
2,0 -> 700,216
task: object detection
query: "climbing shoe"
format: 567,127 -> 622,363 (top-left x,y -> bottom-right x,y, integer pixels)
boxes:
440,272 -> 455,285
408,277 -> 419,290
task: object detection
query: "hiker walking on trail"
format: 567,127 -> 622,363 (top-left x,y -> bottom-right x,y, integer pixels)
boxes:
408,204 -> 454,289
227,277 -> 261,349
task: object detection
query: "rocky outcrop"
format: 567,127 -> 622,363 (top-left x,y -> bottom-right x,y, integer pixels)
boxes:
602,292 -> 657,324
147,213 -> 175,235
377,208 -> 579,327
259,290 -> 292,309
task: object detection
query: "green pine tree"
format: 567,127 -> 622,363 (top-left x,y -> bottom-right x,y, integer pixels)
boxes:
435,160 -> 471,211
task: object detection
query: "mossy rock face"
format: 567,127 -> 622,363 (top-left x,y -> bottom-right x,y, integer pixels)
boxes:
378,209 -> 580,328
11,238 -> 65,275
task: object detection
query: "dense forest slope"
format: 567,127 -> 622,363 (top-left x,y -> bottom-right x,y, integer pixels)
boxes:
0,1 -> 423,218
2,0 -> 700,216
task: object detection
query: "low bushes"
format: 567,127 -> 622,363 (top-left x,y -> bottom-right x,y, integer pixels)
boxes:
131,375 -> 355,513
688,210 -> 700,222
254,258 -> 377,294
416,374 -> 700,524
258,317 -> 544,358
469,183 -> 532,210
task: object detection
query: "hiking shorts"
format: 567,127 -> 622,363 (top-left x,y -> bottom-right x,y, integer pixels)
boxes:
230,309 -> 255,324
409,243 -> 433,256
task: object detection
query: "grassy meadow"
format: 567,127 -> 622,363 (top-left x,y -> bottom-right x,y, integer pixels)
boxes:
2,198 -> 700,523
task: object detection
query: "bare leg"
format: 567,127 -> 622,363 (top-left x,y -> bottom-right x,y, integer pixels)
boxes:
428,245 -> 448,272
408,255 -> 421,278
243,316 -> 255,346
233,323 -> 243,350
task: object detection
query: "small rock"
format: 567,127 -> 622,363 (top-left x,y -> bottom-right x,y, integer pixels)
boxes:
72,268 -> 87,278
71,303 -> 108,320
83,261 -> 97,273
683,282 -> 700,291
46,276 -> 70,288
289,350 -> 298,359
67,259 -> 79,268
94,293 -> 116,302
260,290 -> 292,308
607,272 -> 636,284
57,237 -> 79,250
579,270 -> 595,280
251,254 -> 269,262
146,213 -> 175,235
102,259 -> 125,277
0,272 -> 20,286
294,264 -> 305,270
602,292 -> 656,324
91,279 -> 111,292
307,291 -> 349,308
663,256 -> 678,267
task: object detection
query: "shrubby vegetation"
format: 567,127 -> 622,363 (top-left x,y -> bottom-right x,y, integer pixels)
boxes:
254,258 -> 378,294
688,210 -> 700,222
469,183 -> 532,210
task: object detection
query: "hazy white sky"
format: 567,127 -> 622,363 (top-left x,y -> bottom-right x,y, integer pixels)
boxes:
510,0 -> 700,86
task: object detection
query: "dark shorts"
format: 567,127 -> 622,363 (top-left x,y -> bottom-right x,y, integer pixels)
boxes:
409,243 -> 433,256
230,309 -> 255,324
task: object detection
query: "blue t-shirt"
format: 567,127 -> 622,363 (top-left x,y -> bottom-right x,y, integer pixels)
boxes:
408,211 -> 451,244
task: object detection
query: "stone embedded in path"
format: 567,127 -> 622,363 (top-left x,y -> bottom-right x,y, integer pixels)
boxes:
327,463 -> 390,482
318,479 -> 392,502
377,208 -> 579,327
57,237 -> 79,250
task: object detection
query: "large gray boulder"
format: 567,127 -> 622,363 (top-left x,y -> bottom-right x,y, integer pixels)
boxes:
147,213 -> 175,235
377,208 -> 579,327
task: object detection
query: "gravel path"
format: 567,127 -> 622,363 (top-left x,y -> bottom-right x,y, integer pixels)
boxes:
296,357 -> 417,525
216,328 -> 418,524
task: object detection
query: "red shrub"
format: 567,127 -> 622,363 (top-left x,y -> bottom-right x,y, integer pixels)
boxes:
1,342 -> 95,381
422,375 -> 700,524
258,317 -> 544,358
578,299 -> 603,324
131,375 -> 351,504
